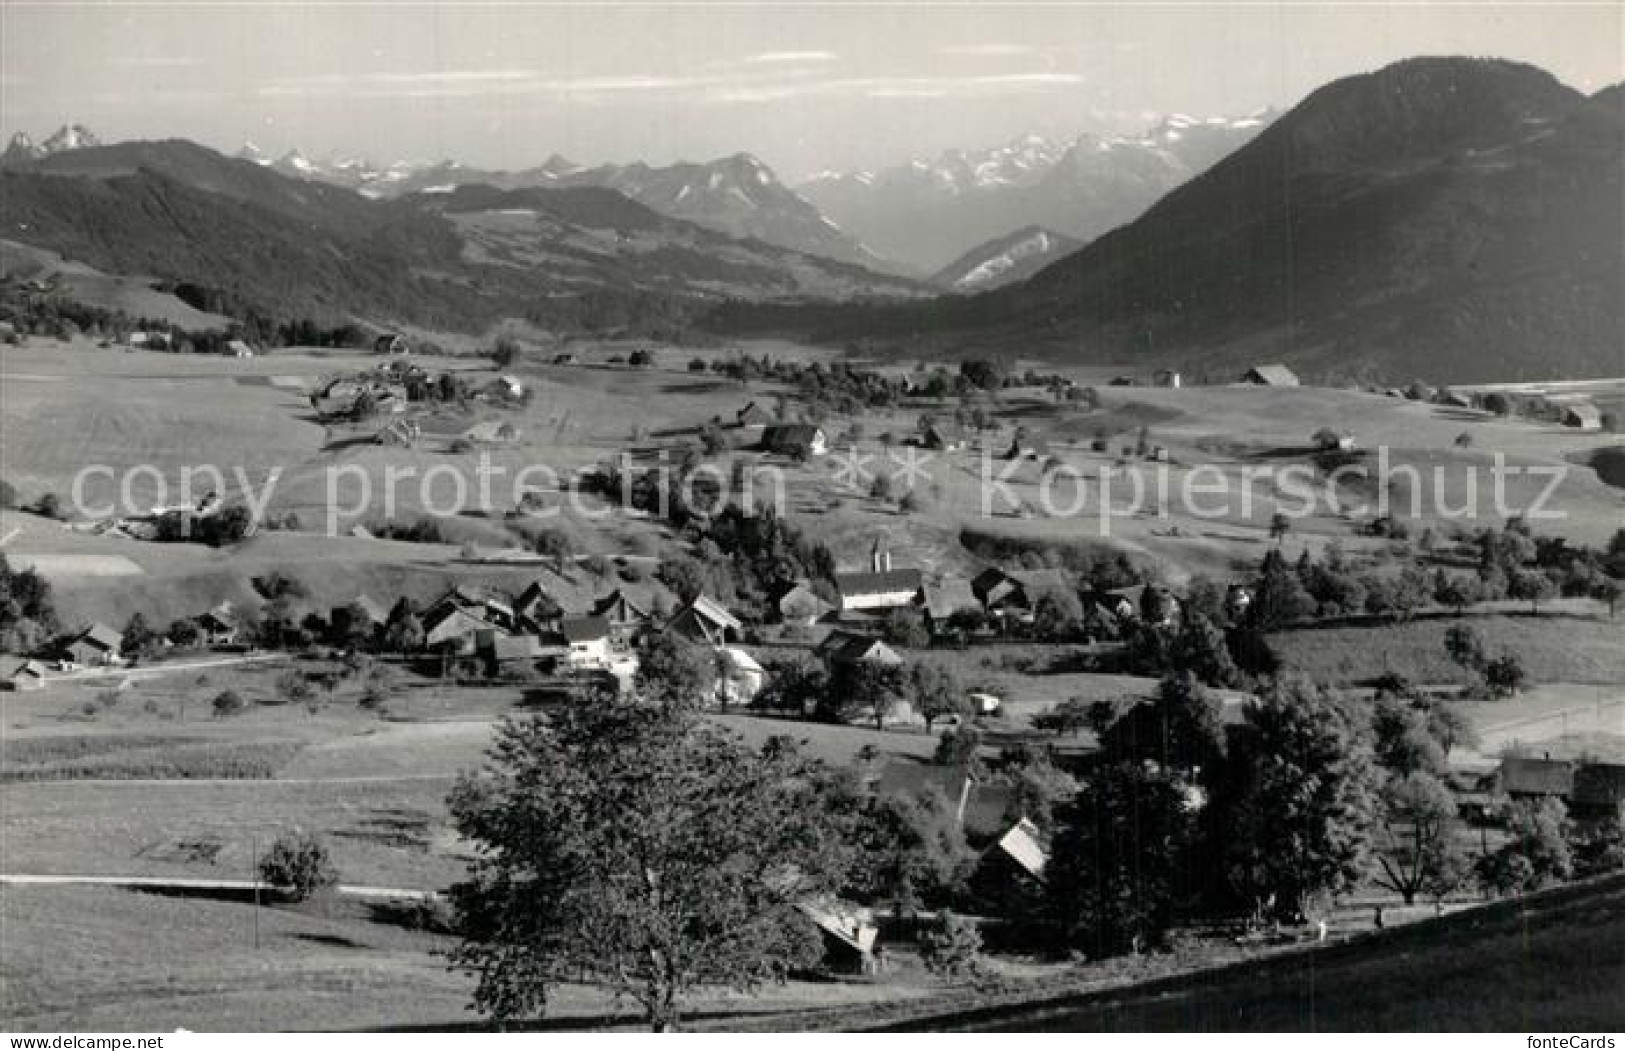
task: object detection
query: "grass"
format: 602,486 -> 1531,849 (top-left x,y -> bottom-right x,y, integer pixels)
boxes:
0,884 -> 950,1032
884,874 -> 1625,1032
1269,613 -> 1625,686
1,737 -> 302,782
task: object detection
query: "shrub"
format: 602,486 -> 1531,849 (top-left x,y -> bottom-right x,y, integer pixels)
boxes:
212,690 -> 246,718
259,830 -> 339,901
918,911 -> 984,979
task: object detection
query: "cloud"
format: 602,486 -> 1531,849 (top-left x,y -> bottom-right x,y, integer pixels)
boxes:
937,44 -> 1039,57
738,50 -> 839,65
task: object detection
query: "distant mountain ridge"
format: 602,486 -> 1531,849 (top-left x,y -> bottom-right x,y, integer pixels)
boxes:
720,57 -> 1624,384
221,144 -> 888,272
796,113 -> 1272,272
0,136 -> 926,335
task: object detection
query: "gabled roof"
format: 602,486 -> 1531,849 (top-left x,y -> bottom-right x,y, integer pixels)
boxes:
818,631 -> 902,667
683,594 -> 742,630
1499,756 -> 1575,797
423,604 -> 494,636
922,578 -> 978,621
78,623 -> 122,650
835,568 -> 924,598
761,423 -> 825,447
559,616 -> 612,643
1564,403 -> 1602,425
989,818 -> 1049,883
797,897 -> 877,954
11,660 -> 48,678
591,589 -> 649,622
718,646 -> 765,676
1243,364 -> 1300,386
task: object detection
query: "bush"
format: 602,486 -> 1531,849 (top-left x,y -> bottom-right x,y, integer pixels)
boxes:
212,690 -> 246,718
259,830 -> 339,901
918,910 -> 984,979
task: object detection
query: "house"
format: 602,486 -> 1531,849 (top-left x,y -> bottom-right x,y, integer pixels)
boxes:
427,585 -> 516,630
1312,427 -> 1357,452
1437,389 -> 1473,409
984,817 -> 1049,885
514,581 -> 564,630
1563,403 -> 1603,431
375,333 -> 410,356
1225,584 -> 1253,622
462,421 -> 521,445
736,401 -> 774,427
62,623 -> 122,667
760,423 -> 827,458
7,660 -> 48,691
487,375 -> 525,400
1096,583 -> 1179,627
919,421 -> 966,452
423,605 -> 494,656
128,330 -> 173,351
476,628 -> 538,674
921,577 -> 979,632
225,339 -> 255,358
972,567 -> 1070,618
969,692 -> 1002,717
798,898 -> 879,975
834,542 -> 924,612
1152,368 -> 1182,389
375,419 -> 420,447
716,646 -> 766,705
665,594 -> 743,645
1497,755 -> 1575,800
556,617 -> 615,669
195,603 -> 240,646
551,352 -> 578,365
816,630 -> 903,670
1241,364 -> 1300,387
772,580 -> 833,627
590,589 -> 652,638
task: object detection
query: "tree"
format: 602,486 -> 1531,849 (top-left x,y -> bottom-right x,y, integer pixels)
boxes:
1031,697 -> 1093,737
1373,771 -> 1466,905
1045,761 -> 1200,957
1226,677 -> 1378,921
448,702 -> 857,1031
881,607 -> 930,649
120,612 -> 158,660
1268,512 -> 1291,544
959,359 -> 1003,391
910,662 -> 968,732
918,911 -> 983,979
1444,624 -> 1487,672
1250,550 -> 1316,629
212,689 -> 246,718
1032,588 -> 1083,641
1476,797 -> 1571,896
259,830 -> 338,901
1170,613 -> 1240,688
838,661 -> 909,729
275,670 -> 315,707
1595,578 -> 1622,620
634,633 -> 719,706
1509,570 -> 1556,615
1483,649 -> 1528,697
855,787 -> 968,914
491,334 -> 520,368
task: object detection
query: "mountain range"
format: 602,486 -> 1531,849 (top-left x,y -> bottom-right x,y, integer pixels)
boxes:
0,137 -> 926,335
728,57 -> 1624,383
797,114 -> 1272,272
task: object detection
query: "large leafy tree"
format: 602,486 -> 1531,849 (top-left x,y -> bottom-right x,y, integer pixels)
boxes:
1373,771 -> 1467,905
1225,677 -> 1379,920
1045,761 -> 1201,956
448,700 -> 858,1031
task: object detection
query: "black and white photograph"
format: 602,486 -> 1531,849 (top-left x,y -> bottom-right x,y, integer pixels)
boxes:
0,0 -> 1621,1038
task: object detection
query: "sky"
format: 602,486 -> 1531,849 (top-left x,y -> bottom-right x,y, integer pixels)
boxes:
2,2 -> 1620,180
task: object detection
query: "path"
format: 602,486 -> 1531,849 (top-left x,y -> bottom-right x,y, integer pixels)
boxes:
0,873 -> 437,900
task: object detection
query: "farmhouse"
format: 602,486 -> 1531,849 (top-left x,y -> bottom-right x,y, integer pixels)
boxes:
736,401 -> 774,427
590,589 -> 652,638
1496,755 -> 1575,800
514,581 -> 564,630
555,617 -> 616,669
62,623 -> 122,667
422,605 -> 494,656
760,423 -> 827,458
1241,364 -> 1300,387
1563,403 -> 1602,431
486,375 -> 525,400
921,577 -> 979,631
972,566 -> 1070,617
476,629 -> 539,674
225,339 -> 255,358
375,333 -> 410,355
816,631 -> 903,670
666,594 -> 743,645
1153,368 -> 1182,389
7,659 -> 48,691
195,603 -> 240,646
983,817 -> 1049,885
462,420 -> 521,445
835,543 -> 924,613
715,646 -> 767,705
772,579 -> 833,627
798,898 -> 879,976
919,421 -> 966,451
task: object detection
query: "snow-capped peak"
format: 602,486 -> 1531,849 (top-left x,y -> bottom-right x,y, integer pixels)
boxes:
40,124 -> 101,155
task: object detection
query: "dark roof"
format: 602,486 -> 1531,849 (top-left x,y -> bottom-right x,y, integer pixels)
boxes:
1243,364 -> 1300,386
559,616 -> 612,643
761,423 -> 824,448
1499,756 -> 1575,797
835,568 -> 924,597
591,589 -> 649,621
818,631 -> 902,667
78,623 -> 122,650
